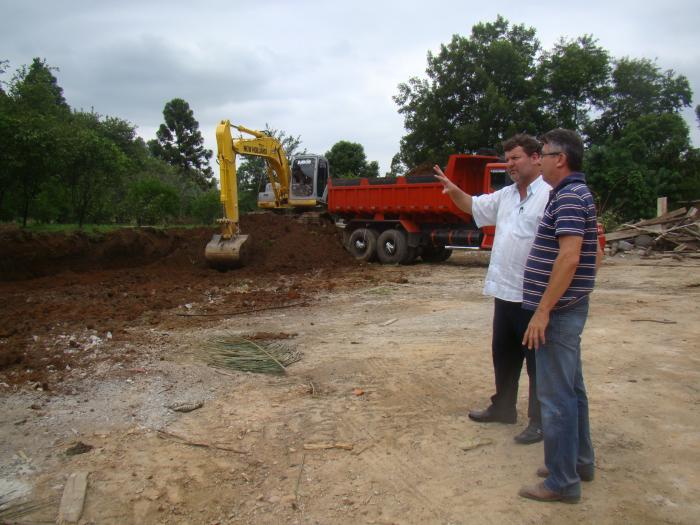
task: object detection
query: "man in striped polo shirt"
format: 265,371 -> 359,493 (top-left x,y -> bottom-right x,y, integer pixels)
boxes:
518,129 -> 602,504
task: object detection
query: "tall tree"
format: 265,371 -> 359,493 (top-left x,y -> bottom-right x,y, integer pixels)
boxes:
586,112 -> 694,220
583,57 -> 695,221
325,141 -> 379,178
2,58 -> 69,225
394,16 -> 542,167
149,98 -> 214,190
0,64 -> 13,216
325,141 -> 367,178
590,58 -> 692,140
9,58 -> 69,116
58,112 -> 128,226
388,153 -> 407,177
537,35 -> 610,131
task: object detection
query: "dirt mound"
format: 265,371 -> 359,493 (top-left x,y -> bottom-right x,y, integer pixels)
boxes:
0,214 -> 354,281
0,214 -> 359,386
238,213 -> 355,275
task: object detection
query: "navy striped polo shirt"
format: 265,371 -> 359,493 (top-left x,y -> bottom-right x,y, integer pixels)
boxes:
523,173 -> 598,311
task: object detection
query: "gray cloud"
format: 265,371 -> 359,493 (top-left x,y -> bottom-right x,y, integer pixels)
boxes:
2,0 -> 699,172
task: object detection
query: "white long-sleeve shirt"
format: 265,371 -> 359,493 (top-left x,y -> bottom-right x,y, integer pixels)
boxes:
470,176 -> 551,303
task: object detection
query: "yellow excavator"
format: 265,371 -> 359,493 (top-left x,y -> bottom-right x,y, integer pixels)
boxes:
204,120 -> 329,269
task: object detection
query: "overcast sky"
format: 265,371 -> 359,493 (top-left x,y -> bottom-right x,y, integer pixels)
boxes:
2,1 -> 699,174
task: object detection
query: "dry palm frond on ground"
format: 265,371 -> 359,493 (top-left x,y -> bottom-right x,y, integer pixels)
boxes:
205,336 -> 301,374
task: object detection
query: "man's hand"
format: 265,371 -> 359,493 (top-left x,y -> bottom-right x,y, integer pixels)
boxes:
523,308 -> 550,350
433,165 -> 474,214
433,165 -> 457,195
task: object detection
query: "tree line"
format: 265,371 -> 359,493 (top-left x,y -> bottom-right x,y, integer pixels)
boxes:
2,16 -> 699,228
0,58 -> 221,227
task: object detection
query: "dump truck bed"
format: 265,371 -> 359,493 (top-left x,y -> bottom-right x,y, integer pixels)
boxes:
327,155 -> 498,222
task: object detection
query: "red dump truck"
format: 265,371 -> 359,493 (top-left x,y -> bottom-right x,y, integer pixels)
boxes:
327,154 -> 509,264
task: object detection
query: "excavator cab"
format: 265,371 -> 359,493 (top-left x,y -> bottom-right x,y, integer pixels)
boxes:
258,155 -> 329,209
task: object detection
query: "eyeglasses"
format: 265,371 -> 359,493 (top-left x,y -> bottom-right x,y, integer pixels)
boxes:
541,151 -> 562,157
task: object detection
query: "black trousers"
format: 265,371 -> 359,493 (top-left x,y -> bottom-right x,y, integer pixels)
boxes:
489,298 -> 541,423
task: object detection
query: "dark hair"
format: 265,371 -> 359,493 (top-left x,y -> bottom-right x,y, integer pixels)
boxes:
502,134 -> 541,156
541,128 -> 584,171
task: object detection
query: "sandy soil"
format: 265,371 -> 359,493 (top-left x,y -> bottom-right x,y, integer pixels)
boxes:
1,222 -> 699,524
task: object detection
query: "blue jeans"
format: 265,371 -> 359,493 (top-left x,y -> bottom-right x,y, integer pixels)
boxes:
536,296 -> 594,498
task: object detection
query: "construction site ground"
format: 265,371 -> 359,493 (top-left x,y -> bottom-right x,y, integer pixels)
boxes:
1,215 -> 698,524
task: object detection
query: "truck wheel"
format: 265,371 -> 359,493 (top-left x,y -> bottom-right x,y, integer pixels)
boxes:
377,229 -> 409,264
347,228 -> 378,262
421,245 -> 453,263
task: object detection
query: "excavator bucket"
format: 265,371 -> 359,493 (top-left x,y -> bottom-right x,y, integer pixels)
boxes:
204,233 -> 252,269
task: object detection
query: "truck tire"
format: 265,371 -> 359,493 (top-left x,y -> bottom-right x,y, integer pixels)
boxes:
347,228 -> 378,262
377,229 -> 409,264
421,245 -> 453,263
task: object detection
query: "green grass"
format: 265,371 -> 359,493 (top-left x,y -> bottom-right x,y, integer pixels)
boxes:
3,222 -> 216,234
21,223 -> 131,234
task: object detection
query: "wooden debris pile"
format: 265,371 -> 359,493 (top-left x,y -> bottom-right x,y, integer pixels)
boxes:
605,207 -> 700,259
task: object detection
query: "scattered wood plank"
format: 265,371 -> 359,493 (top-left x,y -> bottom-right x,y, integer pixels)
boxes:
156,430 -> 248,454
633,207 -> 687,227
606,226 -> 660,242
303,442 -> 354,451
460,437 -> 494,451
175,301 -> 307,317
57,471 -> 89,524
630,319 -> 677,324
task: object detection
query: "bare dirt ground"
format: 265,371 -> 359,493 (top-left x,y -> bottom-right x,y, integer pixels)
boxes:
1,217 -> 699,524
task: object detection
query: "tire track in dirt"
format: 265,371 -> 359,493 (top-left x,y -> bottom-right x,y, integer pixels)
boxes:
320,354 -> 464,522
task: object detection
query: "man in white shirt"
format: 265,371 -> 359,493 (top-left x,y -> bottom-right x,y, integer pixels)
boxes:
433,134 -> 550,444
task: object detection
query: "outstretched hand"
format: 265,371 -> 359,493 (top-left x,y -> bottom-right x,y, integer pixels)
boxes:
433,165 -> 455,195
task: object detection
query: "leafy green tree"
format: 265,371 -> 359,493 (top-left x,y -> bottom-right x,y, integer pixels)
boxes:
537,35 -> 610,131
0,69 -> 14,217
9,58 -> 69,116
58,112 -> 128,226
388,153 -> 407,177
583,57 -> 695,221
2,59 -> 70,225
189,189 -> 221,224
125,177 -> 180,225
149,98 -> 214,190
586,113 -> 694,219
365,161 -> 380,178
325,141 -> 377,178
394,16 -> 542,167
589,58 -> 692,140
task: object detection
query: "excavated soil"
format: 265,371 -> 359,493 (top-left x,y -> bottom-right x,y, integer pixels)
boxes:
0,214 -> 359,387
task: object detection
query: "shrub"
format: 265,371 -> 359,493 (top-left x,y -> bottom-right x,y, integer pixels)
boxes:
125,177 -> 180,225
